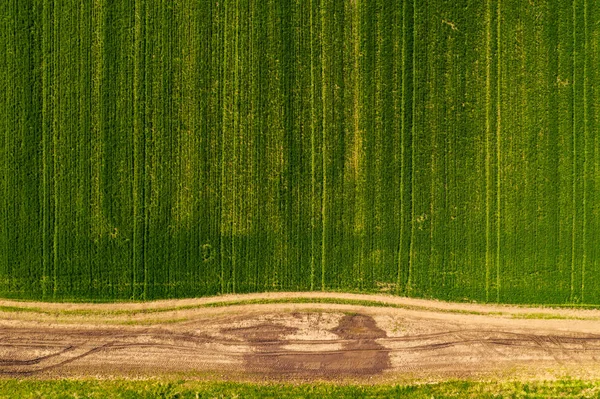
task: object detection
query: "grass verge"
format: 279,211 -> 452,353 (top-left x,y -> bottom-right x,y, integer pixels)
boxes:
0,296 -> 597,321
1,379 -> 599,399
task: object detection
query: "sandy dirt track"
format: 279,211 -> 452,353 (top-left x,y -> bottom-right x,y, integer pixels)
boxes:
3,292 -> 600,382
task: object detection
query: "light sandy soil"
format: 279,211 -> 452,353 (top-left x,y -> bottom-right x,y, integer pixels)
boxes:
3,292 -> 600,382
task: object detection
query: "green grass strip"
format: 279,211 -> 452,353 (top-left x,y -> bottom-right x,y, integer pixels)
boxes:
0,297 -> 498,318
1,379 -> 600,399
0,296 -> 573,319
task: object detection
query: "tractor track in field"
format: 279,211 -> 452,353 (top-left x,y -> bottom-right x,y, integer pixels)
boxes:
3,293 -> 600,381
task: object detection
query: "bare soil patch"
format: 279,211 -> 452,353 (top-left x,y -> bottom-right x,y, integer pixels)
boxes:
223,314 -> 390,379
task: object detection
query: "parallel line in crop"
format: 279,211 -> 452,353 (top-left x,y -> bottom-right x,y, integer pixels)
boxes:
407,0 -> 417,295
248,0 -> 256,291
0,2 -> 3,288
397,0 -> 412,296
545,0 -> 559,305
40,0 -> 51,299
320,0 -> 328,291
143,0 -> 153,298
570,0 -> 577,303
395,0 -> 406,294
309,0 -> 316,291
232,0 -> 240,294
376,0 -> 392,287
79,0 -> 92,299
572,0 -> 586,303
582,0 -> 588,302
219,0 -> 228,295
132,0 -> 144,300
356,0 -> 368,291
485,0 -> 492,302
584,0 -> 599,302
0,1 -> 6,292
496,0 -> 502,302
595,0 -> 600,305
51,0 -> 60,298
2,0 -> 13,294
358,0 -> 372,290
426,0 -> 435,298
352,0 -> 362,292
556,0 -> 571,303
90,0 -> 100,298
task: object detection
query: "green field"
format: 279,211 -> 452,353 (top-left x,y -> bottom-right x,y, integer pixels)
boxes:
1,0 -> 599,303
2,379 -> 600,399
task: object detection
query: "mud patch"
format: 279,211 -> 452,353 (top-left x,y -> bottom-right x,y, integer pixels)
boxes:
225,313 -> 390,379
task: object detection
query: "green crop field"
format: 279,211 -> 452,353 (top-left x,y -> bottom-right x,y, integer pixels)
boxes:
0,0 -> 599,303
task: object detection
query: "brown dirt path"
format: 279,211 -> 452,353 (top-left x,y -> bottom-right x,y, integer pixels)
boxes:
2,293 -> 600,382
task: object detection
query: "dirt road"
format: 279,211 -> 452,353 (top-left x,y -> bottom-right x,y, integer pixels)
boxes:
2,292 -> 600,382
